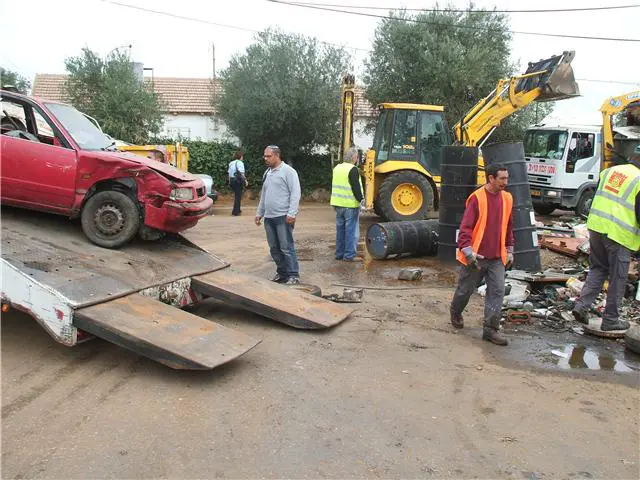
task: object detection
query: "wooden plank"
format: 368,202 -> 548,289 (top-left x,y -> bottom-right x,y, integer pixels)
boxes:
539,236 -> 587,258
191,271 -> 354,329
75,294 -> 260,370
506,270 -> 573,283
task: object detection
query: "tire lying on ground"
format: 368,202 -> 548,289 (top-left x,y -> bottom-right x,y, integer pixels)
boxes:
624,325 -> 640,355
81,190 -> 141,248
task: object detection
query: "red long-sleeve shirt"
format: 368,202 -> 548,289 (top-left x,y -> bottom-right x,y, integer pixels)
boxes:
457,188 -> 514,260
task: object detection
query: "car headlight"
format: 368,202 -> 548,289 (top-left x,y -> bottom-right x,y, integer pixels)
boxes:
170,187 -> 194,200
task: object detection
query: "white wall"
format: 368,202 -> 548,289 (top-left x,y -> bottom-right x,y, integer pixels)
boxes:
161,114 -> 238,142
353,118 -> 375,151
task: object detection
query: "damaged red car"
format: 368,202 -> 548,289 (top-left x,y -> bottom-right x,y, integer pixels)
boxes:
0,90 -> 212,248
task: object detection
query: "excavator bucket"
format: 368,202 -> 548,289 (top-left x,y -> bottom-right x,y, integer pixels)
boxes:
516,51 -> 580,102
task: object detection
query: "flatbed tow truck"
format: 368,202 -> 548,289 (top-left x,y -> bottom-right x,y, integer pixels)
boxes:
1,208 -> 353,370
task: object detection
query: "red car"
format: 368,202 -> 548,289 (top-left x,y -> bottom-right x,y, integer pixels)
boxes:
0,90 -> 212,248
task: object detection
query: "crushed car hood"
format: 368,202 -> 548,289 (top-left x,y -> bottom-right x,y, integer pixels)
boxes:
97,151 -> 197,181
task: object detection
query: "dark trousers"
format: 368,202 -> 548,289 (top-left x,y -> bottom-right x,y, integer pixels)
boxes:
230,179 -> 243,215
264,216 -> 299,279
575,230 -> 631,322
450,259 -> 505,330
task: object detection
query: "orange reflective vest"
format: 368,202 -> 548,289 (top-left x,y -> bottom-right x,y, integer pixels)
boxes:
456,187 -> 513,266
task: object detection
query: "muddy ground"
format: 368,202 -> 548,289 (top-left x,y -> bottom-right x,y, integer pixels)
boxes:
2,201 -> 639,479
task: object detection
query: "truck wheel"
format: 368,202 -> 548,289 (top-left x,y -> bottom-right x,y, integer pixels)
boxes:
575,190 -> 594,218
81,190 -> 141,248
377,171 -> 433,221
533,203 -> 556,215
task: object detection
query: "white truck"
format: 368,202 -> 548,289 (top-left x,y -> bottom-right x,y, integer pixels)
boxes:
524,90 -> 640,217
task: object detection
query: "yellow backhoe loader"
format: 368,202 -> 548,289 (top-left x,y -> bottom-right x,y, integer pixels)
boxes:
600,89 -> 640,169
348,51 -> 580,221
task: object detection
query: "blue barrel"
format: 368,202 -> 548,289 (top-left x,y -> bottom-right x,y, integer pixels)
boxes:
366,220 -> 439,260
438,146 -> 479,263
482,142 -> 541,272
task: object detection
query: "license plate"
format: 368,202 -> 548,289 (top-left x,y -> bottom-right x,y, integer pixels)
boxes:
527,163 -> 556,175
531,190 -> 541,197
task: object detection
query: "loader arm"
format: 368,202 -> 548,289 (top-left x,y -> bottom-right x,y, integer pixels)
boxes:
454,51 -> 579,146
340,74 -> 356,161
600,90 -> 640,169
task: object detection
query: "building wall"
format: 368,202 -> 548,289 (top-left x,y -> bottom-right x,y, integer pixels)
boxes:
161,114 -> 238,142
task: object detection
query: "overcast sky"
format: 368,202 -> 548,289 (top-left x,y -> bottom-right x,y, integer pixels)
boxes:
1,0 -> 638,122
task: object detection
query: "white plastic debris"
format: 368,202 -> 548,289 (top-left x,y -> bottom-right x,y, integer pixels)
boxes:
551,350 -> 569,359
573,224 -> 590,239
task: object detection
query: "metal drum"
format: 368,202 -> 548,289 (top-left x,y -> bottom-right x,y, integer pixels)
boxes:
438,146 -> 479,263
366,220 -> 439,260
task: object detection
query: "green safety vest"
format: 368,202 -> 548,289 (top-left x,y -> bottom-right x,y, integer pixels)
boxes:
587,163 -> 640,251
330,162 -> 362,208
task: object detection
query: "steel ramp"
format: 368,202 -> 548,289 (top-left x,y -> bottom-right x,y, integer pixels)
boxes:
74,294 -> 260,370
191,271 -> 354,329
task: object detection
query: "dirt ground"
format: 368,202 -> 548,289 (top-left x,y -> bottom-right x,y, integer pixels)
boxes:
2,201 -> 639,479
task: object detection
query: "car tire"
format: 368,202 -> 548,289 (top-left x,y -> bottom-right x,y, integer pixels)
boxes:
533,203 -> 556,215
377,171 -> 433,222
575,189 -> 595,219
81,190 -> 141,248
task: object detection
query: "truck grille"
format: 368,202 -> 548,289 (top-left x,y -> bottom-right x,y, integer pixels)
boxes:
528,174 -> 551,186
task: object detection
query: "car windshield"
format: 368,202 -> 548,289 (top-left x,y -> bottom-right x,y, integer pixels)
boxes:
524,129 -> 568,160
44,102 -> 111,150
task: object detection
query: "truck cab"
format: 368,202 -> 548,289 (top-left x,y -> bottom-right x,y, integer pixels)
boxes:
524,124 -> 602,217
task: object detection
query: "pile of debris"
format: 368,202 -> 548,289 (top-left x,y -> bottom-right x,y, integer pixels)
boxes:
536,218 -> 591,261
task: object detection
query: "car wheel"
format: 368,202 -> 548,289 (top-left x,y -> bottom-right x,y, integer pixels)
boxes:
81,190 -> 141,248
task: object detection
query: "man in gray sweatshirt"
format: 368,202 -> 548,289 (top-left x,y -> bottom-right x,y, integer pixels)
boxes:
255,145 -> 302,285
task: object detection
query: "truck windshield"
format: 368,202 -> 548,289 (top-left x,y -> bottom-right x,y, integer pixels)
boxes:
44,103 -> 111,150
524,129 -> 568,160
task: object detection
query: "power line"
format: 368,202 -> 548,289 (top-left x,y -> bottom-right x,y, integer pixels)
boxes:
267,0 -> 640,42
280,1 -> 640,14
99,0 -> 370,52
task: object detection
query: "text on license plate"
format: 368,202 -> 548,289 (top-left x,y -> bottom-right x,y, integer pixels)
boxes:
527,163 -> 556,175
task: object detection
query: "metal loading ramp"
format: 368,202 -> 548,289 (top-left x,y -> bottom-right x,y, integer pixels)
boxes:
191,271 -> 354,329
75,293 -> 260,370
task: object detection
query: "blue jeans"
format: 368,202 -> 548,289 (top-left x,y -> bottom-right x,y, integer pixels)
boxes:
335,207 -> 360,260
264,216 -> 299,278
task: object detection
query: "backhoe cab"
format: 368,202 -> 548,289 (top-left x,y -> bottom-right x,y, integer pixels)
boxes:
363,51 -> 579,221
601,90 -> 640,169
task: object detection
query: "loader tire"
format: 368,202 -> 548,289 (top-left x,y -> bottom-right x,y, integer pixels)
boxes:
81,190 -> 141,249
377,171 -> 433,222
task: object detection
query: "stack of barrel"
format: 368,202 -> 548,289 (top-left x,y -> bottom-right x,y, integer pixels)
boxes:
438,146 -> 479,263
482,142 -> 541,272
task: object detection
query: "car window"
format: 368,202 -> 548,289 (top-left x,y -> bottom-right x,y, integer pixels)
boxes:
44,102 -> 111,150
1,100 -> 28,133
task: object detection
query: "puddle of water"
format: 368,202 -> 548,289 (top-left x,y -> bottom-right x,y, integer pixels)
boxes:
546,344 -> 636,373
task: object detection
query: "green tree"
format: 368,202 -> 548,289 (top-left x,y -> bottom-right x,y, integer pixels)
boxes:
64,48 -> 164,144
0,67 -> 31,94
364,5 -> 548,141
217,29 -> 352,162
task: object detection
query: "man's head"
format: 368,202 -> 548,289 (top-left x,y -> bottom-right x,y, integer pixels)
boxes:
343,146 -> 359,164
263,145 -> 281,168
150,150 -> 165,163
486,164 -> 509,192
233,150 -> 244,160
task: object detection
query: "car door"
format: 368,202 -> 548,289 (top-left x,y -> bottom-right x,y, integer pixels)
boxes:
1,96 -> 77,212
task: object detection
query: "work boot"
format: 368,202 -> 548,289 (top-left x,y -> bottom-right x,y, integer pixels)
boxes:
572,308 -> 589,324
284,277 -> 301,285
343,256 -> 364,262
450,308 -> 464,329
482,328 -> 509,346
600,319 -> 630,331
271,274 -> 287,283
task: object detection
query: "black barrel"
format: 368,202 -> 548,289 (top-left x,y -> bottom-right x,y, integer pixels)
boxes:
482,142 -> 541,272
438,146 -> 479,263
366,220 -> 439,260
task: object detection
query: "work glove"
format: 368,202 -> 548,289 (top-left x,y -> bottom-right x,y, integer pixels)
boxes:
462,247 -> 480,270
506,251 -> 514,269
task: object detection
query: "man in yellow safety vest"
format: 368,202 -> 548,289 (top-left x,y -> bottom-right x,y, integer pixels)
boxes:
330,146 -> 364,262
573,153 -> 640,331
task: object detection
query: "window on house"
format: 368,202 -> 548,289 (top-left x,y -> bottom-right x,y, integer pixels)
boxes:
166,127 -> 191,139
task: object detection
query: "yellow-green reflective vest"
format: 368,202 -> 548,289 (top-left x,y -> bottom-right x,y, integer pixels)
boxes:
330,162 -> 362,208
587,163 -> 640,251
